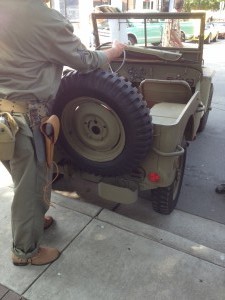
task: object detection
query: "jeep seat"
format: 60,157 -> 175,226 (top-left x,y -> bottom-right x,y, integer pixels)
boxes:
140,79 -> 192,108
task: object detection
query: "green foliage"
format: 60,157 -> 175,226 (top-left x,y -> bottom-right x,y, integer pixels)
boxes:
184,0 -> 221,11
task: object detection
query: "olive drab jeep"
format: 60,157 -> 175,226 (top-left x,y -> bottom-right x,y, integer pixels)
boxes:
52,11 -> 214,214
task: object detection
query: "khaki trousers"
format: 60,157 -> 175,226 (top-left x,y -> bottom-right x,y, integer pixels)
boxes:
8,114 -> 51,258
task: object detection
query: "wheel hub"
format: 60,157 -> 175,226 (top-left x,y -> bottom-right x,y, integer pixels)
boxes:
61,97 -> 126,161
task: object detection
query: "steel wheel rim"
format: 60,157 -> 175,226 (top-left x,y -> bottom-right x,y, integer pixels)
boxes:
61,97 -> 126,162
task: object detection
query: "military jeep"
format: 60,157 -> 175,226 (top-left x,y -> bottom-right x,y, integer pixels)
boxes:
52,11 -> 214,214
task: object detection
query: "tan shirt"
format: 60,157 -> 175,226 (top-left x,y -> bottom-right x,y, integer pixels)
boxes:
0,0 -> 108,101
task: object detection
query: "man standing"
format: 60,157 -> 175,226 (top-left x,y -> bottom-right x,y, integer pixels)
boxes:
162,0 -> 184,48
0,0 -> 125,266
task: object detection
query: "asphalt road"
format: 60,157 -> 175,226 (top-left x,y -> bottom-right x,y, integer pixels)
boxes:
176,39 -> 225,223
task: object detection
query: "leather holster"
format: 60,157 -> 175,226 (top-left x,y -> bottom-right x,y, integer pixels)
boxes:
40,115 -> 60,168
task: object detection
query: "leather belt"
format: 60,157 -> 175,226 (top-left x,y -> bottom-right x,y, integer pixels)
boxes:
0,98 -> 28,113
0,98 -> 48,117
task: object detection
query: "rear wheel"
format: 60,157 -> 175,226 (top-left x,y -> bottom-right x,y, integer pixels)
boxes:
205,34 -> 211,44
151,139 -> 187,214
181,31 -> 185,42
213,34 -> 218,42
128,35 -> 137,45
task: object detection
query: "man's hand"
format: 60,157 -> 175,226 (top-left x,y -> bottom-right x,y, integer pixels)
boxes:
112,40 -> 127,56
104,40 -> 127,63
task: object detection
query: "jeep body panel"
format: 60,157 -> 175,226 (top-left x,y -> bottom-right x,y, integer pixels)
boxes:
53,11 -> 214,213
140,90 -> 200,189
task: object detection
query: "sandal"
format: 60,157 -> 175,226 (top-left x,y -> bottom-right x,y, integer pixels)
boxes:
44,216 -> 54,230
215,184 -> 225,194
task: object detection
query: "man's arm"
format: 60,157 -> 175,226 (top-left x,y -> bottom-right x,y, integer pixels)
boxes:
40,7 -> 126,71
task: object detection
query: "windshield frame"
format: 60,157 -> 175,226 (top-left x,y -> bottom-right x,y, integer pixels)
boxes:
91,11 -> 206,65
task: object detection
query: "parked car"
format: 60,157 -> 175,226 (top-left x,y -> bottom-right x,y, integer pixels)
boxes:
127,18 -> 194,45
180,20 -> 195,41
204,23 -> 219,43
192,22 -> 219,43
127,19 -> 163,45
213,21 -> 225,39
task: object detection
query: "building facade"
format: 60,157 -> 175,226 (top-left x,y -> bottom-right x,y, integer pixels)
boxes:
50,0 -> 164,22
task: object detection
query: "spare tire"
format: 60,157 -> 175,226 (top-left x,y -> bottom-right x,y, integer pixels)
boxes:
53,69 -> 153,176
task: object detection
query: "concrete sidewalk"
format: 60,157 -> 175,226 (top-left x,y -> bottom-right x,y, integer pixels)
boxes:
1,165 -> 225,300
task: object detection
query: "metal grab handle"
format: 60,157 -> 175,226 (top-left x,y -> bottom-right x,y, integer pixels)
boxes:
152,145 -> 184,157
